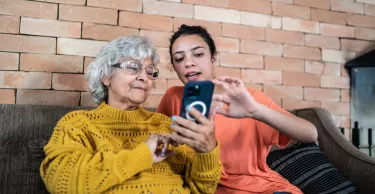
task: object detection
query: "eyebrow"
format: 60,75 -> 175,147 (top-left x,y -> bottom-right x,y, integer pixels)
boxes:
173,46 -> 205,56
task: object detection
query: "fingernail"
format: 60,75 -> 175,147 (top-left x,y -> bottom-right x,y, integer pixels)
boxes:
186,105 -> 191,111
171,116 -> 177,121
161,152 -> 164,157
170,123 -> 174,128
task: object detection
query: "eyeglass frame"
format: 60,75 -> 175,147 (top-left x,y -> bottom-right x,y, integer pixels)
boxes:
112,60 -> 159,80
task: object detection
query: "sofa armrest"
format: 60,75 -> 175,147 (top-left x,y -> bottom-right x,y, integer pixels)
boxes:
294,107 -> 375,194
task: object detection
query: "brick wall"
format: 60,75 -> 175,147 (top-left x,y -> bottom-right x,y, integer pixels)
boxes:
1,0 -> 375,136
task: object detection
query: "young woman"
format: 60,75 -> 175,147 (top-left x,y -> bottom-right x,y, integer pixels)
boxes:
157,25 -> 318,194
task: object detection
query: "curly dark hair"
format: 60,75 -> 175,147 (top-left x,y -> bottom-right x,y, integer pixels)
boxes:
169,24 -> 217,65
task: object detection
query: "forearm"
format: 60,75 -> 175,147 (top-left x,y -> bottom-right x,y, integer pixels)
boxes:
253,104 -> 318,143
186,144 -> 222,194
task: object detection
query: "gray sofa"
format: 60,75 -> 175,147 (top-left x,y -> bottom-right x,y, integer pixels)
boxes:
1,104 -> 374,194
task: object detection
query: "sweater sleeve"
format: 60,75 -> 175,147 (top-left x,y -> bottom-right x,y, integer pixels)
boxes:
40,112 -> 153,194
184,143 -> 222,194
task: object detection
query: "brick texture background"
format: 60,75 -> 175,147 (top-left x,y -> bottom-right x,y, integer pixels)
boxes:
1,0 -> 375,139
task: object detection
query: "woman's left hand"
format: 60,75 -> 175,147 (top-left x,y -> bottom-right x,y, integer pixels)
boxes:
212,76 -> 262,119
170,106 -> 217,153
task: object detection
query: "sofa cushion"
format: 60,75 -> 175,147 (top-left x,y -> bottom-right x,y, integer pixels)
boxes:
266,142 -> 357,194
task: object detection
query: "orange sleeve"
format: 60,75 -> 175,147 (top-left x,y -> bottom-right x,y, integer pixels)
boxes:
156,86 -> 183,117
251,89 -> 291,148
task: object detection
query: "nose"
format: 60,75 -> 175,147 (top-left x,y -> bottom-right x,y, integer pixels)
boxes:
136,67 -> 148,82
184,56 -> 196,68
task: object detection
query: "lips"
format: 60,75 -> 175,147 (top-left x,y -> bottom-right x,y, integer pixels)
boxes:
185,72 -> 201,82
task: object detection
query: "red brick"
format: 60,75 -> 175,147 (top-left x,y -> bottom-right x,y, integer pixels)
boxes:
33,0 -> 86,5
195,5 -> 240,24
229,0 -> 271,14
157,47 -> 179,79
321,76 -> 350,89
0,0 -> 57,19
331,1 -> 364,14
294,0 -> 330,9
57,38 -> 108,57
222,24 -> 265,41
87,0 -> 142,12
53,73 -> 88,91
355,27 -> 375,41
282,99 -> 320,110
282,17 -> 319,34
80,92 -> 98,107
0,89 -> 15,104
84,57 -> 95,73
341,89 -> 350,102
0,71 -> 51,89
365,4 -> 375,16
241,40 -> 282,56
320,23 -> 354,38
272,2 -> 310,19
305,34 -> 340,49
0,15 -> 19,34
220,53 -> 263,69
17,89 -> 80,106
265,56 -> 304,72
283,71 -> 320,87
341,65 -> 349,77
119,12 -> 173,32
214,37 -> 240,53
283,45 -> 321,60
358,0 -> 375,5
144,0 -> 194,19
241,69 -> 282,84
304,87 -> 340,101
82,23 -> 138,41
21,17 -> 81,38
141,94 -> 163,108
311,9 -> 347,25
0,52 -> 19,70
59,4 -> 117,25
341,39 -> 373,53
149,79 -> 167,95
322,49 -> 356,63
321,101 -> 350,115
240,12 -> 281,29
244,82 -> 263,90
167,79 -> 184,88
20,54 -> 83,73
305,61 -> 341,76
140,30 -> 172,48
347,14 -> 375,28
214,67 -> 241,78
0,34 -> 56,54
340,116 -> 350,128
264,84 -> 303,100
266,28 -> 304,45
174,18 -> 222,36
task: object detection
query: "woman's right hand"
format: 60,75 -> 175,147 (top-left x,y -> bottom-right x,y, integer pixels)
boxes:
145,134 -> 177,163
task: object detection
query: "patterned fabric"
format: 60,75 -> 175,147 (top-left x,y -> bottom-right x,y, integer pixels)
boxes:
267,143 -> 357,194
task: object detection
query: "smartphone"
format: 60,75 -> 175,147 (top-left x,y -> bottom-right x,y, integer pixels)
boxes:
179,81 -> 215,121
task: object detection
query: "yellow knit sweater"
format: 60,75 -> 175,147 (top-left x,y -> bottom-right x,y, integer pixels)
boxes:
40,102 -> 221,194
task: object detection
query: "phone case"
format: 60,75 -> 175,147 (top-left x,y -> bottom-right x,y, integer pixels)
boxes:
179,81 -> 215,121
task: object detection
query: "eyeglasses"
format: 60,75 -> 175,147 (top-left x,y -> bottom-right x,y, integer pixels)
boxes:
113,60 -> 159,80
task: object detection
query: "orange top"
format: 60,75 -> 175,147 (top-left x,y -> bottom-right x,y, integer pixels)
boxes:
157,86 -> 302,194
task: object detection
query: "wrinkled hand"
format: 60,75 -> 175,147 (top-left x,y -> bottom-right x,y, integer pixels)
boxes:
145,134 -> 178,163
170,106 -> 218,153
212,76 -> 261,119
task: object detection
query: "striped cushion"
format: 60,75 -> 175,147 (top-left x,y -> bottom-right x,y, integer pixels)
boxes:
267,143 -> 356,194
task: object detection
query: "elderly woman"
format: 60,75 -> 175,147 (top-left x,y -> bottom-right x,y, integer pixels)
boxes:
40,36 -> 221,194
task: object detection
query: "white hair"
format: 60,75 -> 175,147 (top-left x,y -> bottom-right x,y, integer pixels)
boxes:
86,36 -> 160,104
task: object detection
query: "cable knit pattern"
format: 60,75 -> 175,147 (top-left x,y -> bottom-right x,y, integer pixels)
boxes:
40,102 -> 221,194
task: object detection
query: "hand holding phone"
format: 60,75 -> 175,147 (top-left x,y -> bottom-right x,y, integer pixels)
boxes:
169,81 -> 218,153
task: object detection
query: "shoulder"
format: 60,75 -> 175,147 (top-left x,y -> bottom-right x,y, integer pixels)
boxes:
57,109 -> 93,125
165,86 -> 184,96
